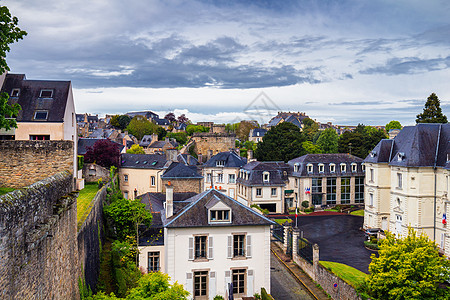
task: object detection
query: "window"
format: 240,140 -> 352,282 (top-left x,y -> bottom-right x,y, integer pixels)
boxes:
195,236 -> 207,259
39,89 -> 53,98
11,88 -> 19,97
341,177 -> 350,204
232,269 -> 246,296
123,191 -> 129,199
124,174 -> 128,182
206,173 -> 211,183
340,164 -> 346,173
271,188 -> 277,196
329,164 -> 336,173
307,164 -> 313,173
148,251 -> 160,272
311,178 -> 323,205
34,111 -> 48,120
216,160 -> 225,167
151,176 -> 155,186
295,178 -> 298,187
210,210 -> 230,222
294,163 -> 299,173
319,164 -> 324,173
351,163 -> 357,172
194,271 -> 208,299
228,174 -> 236,184
256,188 -> 262,196
263,172 -> 269,182
29,135 -> 50,140
370,169 -> 374,182
326,178 -> 336,205
355,176 -> 364,204
397,173 -> 403,189
217,173 -> 223,183
233,234 -> 245,257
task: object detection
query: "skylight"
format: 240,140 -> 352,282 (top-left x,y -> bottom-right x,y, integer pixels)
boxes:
39,89 -> 53,98
34,111 -> 48,120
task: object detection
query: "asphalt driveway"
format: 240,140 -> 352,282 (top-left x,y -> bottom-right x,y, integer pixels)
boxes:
290,214 -> 373,273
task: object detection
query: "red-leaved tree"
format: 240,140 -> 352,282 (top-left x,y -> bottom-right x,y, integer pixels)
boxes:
84,139 -> 121,168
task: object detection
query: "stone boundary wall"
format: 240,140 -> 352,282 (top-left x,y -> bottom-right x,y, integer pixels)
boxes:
0,140 -> 74,188
82,163 -> 110,183
0,171 -> 79,299
77,183 -> 107,293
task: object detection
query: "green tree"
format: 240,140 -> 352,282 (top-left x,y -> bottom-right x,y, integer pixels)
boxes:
385,120 -> 402,132
186,124 -> 209,136
338,125 -> 387,159
366,228 -> 450,299
236,120 -> 258,141
126,116 -> 158,140
0,5 -> 27,130
416,93 -> 448,124
302,141 -> 322,154
166,132 -> 188,145
111,115 -> 131,130
126,144 -> 145,154
156,126 -> 167,140
316,128 -> 338,153
301,117 -> 319,141
254,122 -> 306,162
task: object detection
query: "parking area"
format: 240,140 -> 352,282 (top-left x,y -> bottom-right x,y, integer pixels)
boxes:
289,213 -> 373,273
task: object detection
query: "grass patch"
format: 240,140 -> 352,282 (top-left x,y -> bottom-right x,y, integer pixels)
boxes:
324,208 -> 340,212
274,218 -> 292,225
351,209 -> 364,216
319,261 -> 368,289
0,187 -> 15,196
77,182 -> 100,228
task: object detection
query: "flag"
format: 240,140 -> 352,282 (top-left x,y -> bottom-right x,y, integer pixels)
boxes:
443,213 -> 447,225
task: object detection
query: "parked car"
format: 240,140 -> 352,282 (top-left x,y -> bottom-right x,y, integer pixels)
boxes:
364,228 -> 384,240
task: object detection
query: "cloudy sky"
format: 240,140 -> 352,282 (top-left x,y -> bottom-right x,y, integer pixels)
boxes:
3,0 -> 450,125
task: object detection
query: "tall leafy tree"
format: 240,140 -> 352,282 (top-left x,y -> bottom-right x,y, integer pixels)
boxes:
126,116 -> 158,140
110,115 -> 131,130
236,120 -> 258,141
84,139 -> 121,168
0,5 -> 27,130
254,122 -> 306,162
302,141 -> 322,154
164,112 -> 176,123
301,117 -> 319,141
316,128 -> 338,153
416,93 -> 448,123
338,124 -> 387,159
177,114 -> 189,124
126,144 -> 145,154
385,120 -> 402,132
367,228 -> 450,299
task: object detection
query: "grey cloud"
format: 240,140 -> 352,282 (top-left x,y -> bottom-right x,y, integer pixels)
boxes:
360,56 -> 450,75
329,101 -> 385,106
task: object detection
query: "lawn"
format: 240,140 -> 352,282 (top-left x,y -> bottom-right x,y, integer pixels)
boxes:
351,209 -> 364,216
77,182 -> 100,228
0,187 -> 15,196
319,261 -> 368,289
274,218 -> 292,225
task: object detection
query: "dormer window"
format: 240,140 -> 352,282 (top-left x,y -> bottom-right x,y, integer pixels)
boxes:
11,88 -> 20,97
351,163 -> 357,172
34,110 -> 48,120
318,164 -> 324,173
330,164 -> 336,173
263,172 -> 270,182
397,152 -> 405,162
210,210 -> 230,222
370,151 -> 377,158
307,164 -> 313,174
39,89 -> 53,98
216,160 -> 225,167
340,163 -> 346,173
294,163 -> 299,173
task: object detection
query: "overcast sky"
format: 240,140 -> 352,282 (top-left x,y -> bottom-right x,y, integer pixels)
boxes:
3,0 -> 450,125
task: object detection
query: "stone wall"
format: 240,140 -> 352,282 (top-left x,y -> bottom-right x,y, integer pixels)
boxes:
192,133 -> 236,157
77,184 -> 106,293
82,163 -> 110,183
0,140 -> 74,188
0,171 -> 79,300
162,178 -> 203,193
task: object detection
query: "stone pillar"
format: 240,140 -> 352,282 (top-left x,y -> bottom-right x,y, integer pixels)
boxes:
283,226 -> 289,251
312,243 -> 319,281
292,228 -> 299,256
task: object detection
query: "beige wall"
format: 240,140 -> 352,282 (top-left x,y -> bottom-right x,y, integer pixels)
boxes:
237,184 -> 284,213
161,178 -> 202,193
364,163 -> 391,230
202,167 -> 240,199
138,245 -> 165,274
119,167 -> 163,199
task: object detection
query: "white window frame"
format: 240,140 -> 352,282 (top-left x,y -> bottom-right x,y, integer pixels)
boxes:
340,163 -> 346,173
151,176 -> 155,186
318,164 -> 324,173
351,163 -> 357,172
329,164 -> 336,173
39,89 -> 53,98
263,172 -> 270,182
11,88 -> 20,97
34,110 -> 48,120
228,174 -> 236,184
307,164 -> 313,174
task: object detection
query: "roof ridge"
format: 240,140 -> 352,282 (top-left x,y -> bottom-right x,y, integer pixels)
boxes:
164,189 -> 213,227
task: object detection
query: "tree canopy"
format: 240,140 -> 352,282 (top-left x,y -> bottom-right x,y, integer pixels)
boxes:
416,93 -> 448,124
316,128 -> 338,153
126,116 -> 159,140
366,228 -> 450,299
385,120 -> 402,132
338,124 -> 387,159
186,124 -> 209,136
84,139 -> 121,168
126,144 -> 145,154
110,115 -> 131,130
301,117 -> 319,142
254,122 -> 306,162
164,112 -> 176,123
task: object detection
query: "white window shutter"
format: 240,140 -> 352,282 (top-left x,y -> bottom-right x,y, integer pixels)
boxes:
188,237 -> 194,260
225,271 -> 232,298
186,272 -> 193,296
246,235 -> 252,258
209,271 -> 216,298
247,270 -> 254,296
227,236 -> 233,258
208,236 -> 214,259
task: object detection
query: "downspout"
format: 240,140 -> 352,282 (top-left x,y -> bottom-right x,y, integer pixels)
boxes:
433,124 -> 442,241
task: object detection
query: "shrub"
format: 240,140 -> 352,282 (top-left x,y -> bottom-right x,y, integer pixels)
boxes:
364,241 -> 379,250
213,296 -> 224,300
301,200 -> 309,208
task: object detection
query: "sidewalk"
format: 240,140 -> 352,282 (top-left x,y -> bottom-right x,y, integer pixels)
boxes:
271,242 -> 329,300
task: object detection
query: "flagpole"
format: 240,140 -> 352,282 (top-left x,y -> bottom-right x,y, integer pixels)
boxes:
295,200 -> 298,228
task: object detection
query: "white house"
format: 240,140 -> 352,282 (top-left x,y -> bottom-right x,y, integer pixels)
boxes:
138,186 -> 274,299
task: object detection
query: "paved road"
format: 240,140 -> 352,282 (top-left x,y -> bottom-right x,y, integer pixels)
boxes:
293,214 -> 373,273
270,252 -> 314,300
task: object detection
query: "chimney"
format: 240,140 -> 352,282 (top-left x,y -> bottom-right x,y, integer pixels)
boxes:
166,183 -> 174,218
151,133 -> 158,142
207,149 -> 213,161
198,153 -> 203,164
165,148 -> 178,162
247,150 -> 254,161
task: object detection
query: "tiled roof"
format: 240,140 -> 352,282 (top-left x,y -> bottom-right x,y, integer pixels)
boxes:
288,154 -> 364,177
139,135 -> 154,147
1,74 -> 71,123
78,138 -> 124,155
284,115 -> 302,128
154,118 -> 170,126
126,111 -> 159,120
268,117 -> 282,127
178,154 -> 199,166
120,153 -> 167,169
238,161 -> 289,186
161,162 -> 203,179
250,128 -> 267,137
165,189 -> 275,228
203,151 -> 246,168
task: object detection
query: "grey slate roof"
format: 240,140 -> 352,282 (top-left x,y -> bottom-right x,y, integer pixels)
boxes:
364,124 -> 450,168
1,74 -> 71,123
238,161 -> 289,186
250,128 -> 267,137
288,153 -> 364,177
284,115 -> 302,128
154,118 -> 170,126
78,138 -> 124,155
178,154 -> 199,166
126,111 -> 159,120
120,153 -> 167,169
139,135 -> 154,147
161,162 -> 203,179
203,151 -> 247,168
165,189 -> 275,228
89,129 -> 115,139
268,117 -> 282,127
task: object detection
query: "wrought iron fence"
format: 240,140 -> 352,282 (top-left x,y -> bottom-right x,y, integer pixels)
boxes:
297,237 -> 313,264
272,224 -> 284,243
